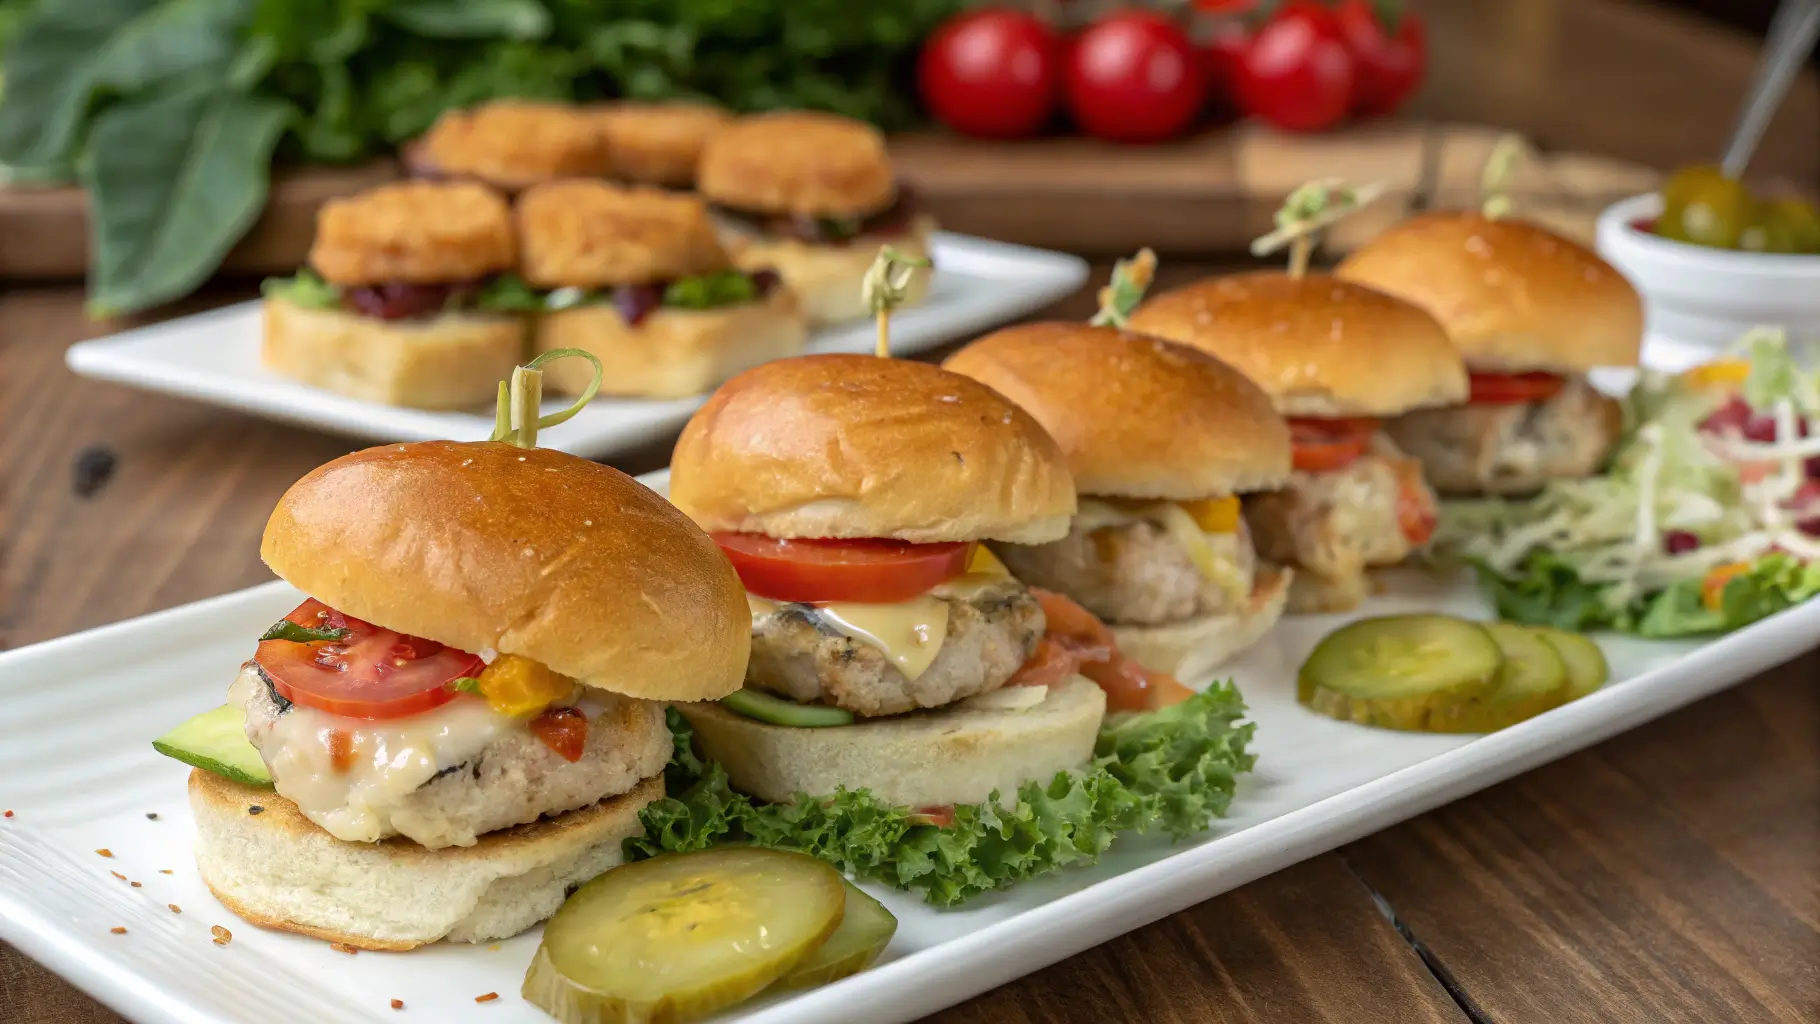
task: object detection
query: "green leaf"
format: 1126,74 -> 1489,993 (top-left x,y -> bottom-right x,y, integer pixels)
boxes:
260,269 -> 340,309
662,270 -> 758,310
80,80 -> 291,316
258,617 -> 349,643
473,272 -> 544,312
380,0 -> 552,40
1474,551 -> 1820,638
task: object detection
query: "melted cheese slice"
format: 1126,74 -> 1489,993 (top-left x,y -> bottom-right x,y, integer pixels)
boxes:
1074,498 -> 1254,605
749,593 -> 951,681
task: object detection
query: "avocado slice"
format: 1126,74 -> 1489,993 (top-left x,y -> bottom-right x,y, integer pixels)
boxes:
153,705 -> 273,788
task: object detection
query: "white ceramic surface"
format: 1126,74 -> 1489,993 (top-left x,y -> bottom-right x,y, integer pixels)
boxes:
3,467 -> 1817,1024
1597,193 -> 1820,354
64,233 -> 1089,460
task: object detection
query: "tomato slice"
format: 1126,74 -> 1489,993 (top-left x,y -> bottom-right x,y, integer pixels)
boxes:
713,533 -> 974,604
529,706 -> 589,763
1289,417 -> 1378,473
254,598 -> 483,720
1467,371 -> 1566,405
1392,458 -> 1438,545
1023,588 -> 1193,712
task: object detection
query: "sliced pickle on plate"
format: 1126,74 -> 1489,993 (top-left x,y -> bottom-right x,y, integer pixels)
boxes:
1528,626 -> 1609,701
1424,622 -> 1568,733
773,881 -> 898,991
523,847 -> 847,1024
1297,614 -> 1503,730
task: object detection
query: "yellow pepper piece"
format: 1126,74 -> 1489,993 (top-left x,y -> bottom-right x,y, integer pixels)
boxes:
1179,495 -> 1242,533
1682,360 -> 1752,391
1700,561 -> 1752,611
967,544 -> 1010,577
475,654 -> 575,718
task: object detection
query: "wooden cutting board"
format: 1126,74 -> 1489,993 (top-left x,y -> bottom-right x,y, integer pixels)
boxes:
0,121 -> 1660,280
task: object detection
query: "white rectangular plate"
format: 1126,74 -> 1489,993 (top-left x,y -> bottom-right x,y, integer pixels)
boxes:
64,233 -> 1088,459
5,470 -> 1818,1024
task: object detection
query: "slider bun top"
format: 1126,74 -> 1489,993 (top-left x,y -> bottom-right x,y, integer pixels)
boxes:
1127,271 -> 1469,418
417,100 -> 613,191
308,182 -> 513,286
593,101 -> 733,187
696,111 -> 896,218
261,441 -> 751,704
1335,212 -> 1643,373
671,355 -> 1077,545
944,323 -> 1292,499
516,180 -> 729,288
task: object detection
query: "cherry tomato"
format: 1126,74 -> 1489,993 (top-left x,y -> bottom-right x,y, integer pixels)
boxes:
1289,417 -> 1378,472
1467,371 -> 1567,405
1234,1 -> 1355,132
1333,0 -> 1426,117
529,706 -> 589,763
1198,17 -> 1253,118
713,533 -> 974,604
918,8 -> 1061,139
254,599 -> 482,720
1065,10 -> 1207,144
1656,165 -> 1752,249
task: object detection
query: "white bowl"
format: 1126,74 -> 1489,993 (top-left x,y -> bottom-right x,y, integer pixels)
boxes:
1596,193 -> 1820,354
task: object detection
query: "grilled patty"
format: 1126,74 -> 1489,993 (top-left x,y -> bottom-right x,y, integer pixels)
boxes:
1386,377 -> 1622,495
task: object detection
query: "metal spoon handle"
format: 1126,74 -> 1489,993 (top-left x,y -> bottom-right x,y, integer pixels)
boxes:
1721,0 -> 1820,179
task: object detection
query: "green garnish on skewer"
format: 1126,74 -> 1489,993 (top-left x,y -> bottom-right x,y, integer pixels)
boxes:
488,347 -> 605,449
1089,248 -> 1158,329
860,245 -> 931,359
1251,179 -> 1386,278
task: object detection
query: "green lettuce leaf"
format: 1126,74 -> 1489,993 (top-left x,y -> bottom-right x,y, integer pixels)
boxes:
662,270 -> 759,310
627,683 -> 1256,907
1476,551 -> 1820,637
474,272 -> 543,312
260,268 -> 339,309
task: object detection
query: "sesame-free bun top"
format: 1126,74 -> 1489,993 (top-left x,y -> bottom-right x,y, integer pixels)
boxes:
261,441 -> 750,703
943,323 -> 1292,499
516,181 -> 728,288
1335,212 -> 1643,373
416,101 -> 612,191
593,101 -> 732,187
696,111 -> 896,218
1127,271 -> 1469,418
671,355 -> 1076,545
309,182 -> 513,286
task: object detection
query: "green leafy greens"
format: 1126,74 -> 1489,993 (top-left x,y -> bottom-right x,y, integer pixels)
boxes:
627,684 -> 1257,907
662,269 -> 760,310
1472,551 -> 1820,637
258,618 -> 348,643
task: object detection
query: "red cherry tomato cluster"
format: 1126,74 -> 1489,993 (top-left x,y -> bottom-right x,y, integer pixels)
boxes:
916,1 -> 1427,143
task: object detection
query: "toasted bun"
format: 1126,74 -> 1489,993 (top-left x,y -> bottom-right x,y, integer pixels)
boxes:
697,111 -> 896,217
1336,212 -> 1643,373
725,216 -> 933,327
261,299 -> 525,410
676,676 -> 1106,807
593,101 -> 732,187
191,770 -> 661,950
261,441 -> 750,702
1127,272 -> 1468,418
671,355 -> 1077,544
943,323 -> 1291,499
1111,567 -> 1292,677
415,101 -> 612,191
310,181 -> 513,286
536,292 -> 807,400
516,181 -> 728,288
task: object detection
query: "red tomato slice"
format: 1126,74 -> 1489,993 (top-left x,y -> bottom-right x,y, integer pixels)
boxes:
254,599 -> 482,720
1024,588 -> 1192,712
1289,417 -> 1378,473
713,534 -> 974,604
909,805 -> 958,828
1467,371 -> 1566,405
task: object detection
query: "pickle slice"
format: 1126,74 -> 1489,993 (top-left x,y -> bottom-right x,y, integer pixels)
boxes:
1529,626 -> 1609,701
1297,614 -> 1503,730
773,881 -> 897,991
1423,622 -> 1568,733
523,848 -> 847,1024
720,688 -> 854,728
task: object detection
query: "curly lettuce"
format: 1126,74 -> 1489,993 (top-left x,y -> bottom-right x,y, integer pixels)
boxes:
626,684 -> 1257,907
1477,551 -> 1820,638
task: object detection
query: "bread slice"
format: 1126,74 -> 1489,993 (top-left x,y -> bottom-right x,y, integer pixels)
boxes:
676,675 -> 1106,808
536,290 -> 807,399
1283,565 -> 1372,614
1112,567 -> 1292,679
262,298 -> 525,409
724,216 -> 934,327
189,769 -> 661,951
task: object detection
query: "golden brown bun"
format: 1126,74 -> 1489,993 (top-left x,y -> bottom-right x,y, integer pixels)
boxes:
943,322 -> 1291,499
417,101 -> 612,192
1335,212 -> 1643,373
309,182 -> 513,286
671,354 -> 1077,544
191,770 -> 661,950
593,101 -> 732,187
726,216 -> 934,327
516,180 -> 728,288
697,111 -> 896,217
261,299 -> 524,410
535,290 -> 808,399
1127,271 -> 1469,418
261,440 -> 750,702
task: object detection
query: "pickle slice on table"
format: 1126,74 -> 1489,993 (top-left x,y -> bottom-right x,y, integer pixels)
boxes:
1297,614 -> 1503,730
523,847 -> 847,1024
773,881 -> 897,991
1424,622 -> 1568,733
1528,626 -> 1609,701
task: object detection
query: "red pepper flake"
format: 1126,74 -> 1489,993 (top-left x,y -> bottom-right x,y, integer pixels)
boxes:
329,942 -> 359,955
110,871 -> 126,881
474,993 -> 499,1004
4,809 -> 13,818
95,848 -> 113,858
130,881 -> 142,888
211,925 -> 232,945
529,706 -> 589,762
109,927 -> 127,935
390,999 -> 405,1011
326,730 -> 356,773
168,904 -> 182,914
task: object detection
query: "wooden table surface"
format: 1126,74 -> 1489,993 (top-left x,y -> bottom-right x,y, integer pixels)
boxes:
5,1 -> 1820,1022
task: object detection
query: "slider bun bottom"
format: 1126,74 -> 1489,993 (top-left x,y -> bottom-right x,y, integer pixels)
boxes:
537,293 -> 807,400
189,769 -> 661,951
728,217 -> 934,328
261,298 -> 525,410
1111,567 -> 1292,679
676,675 -> 1107,809
1283,567 -> 1372,615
